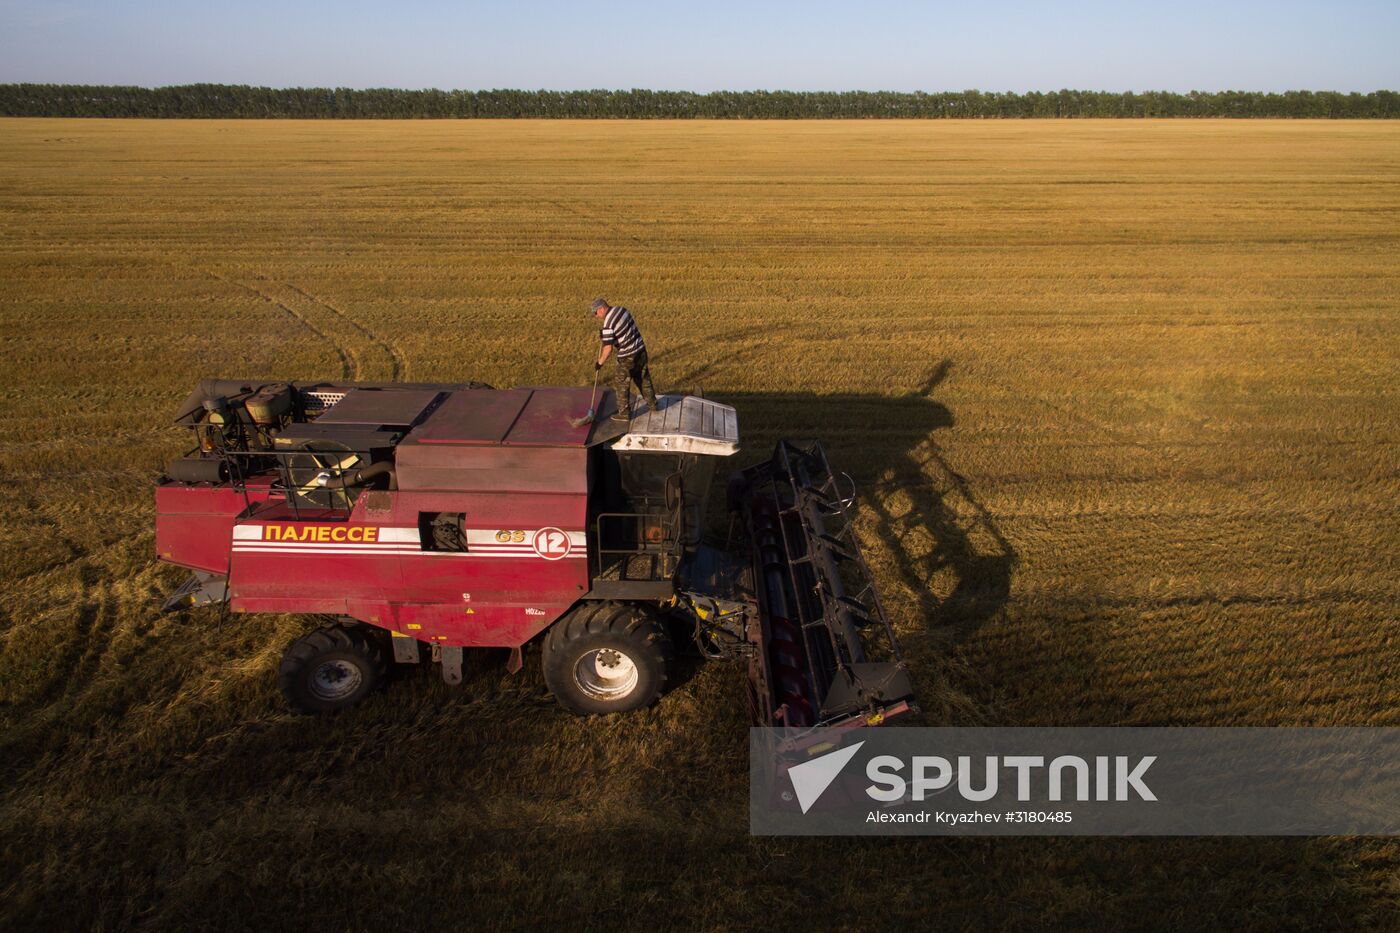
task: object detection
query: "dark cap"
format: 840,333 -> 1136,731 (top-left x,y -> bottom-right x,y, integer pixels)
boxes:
591,297 -> 609,311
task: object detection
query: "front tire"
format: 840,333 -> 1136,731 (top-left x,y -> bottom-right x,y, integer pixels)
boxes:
278,623 -> 387,714
542,603 -> 673,715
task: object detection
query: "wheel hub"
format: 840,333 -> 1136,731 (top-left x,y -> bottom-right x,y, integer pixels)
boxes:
573,647 -> 640,700
310,659 -> 363,700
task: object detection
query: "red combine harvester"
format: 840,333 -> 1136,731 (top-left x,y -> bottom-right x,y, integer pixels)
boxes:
155,379 -> 915,729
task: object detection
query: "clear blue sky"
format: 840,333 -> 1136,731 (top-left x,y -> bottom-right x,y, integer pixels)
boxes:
0,0 -> 1395,92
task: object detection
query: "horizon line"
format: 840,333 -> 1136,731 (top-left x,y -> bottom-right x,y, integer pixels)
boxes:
3,82 -> 1397,95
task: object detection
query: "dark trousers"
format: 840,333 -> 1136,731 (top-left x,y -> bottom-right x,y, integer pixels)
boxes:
612,350 -> 657,417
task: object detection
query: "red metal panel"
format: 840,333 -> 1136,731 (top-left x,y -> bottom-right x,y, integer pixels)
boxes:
314,388 -> 441,427
387,604 -> 561,648
385,488 -> 589,647
155,479 -> 276,573
227,519 -> 404,612
504,387 -> 598,447
395,444 -> 589,495
410,389 -> 532,445
222,488 -> 589,648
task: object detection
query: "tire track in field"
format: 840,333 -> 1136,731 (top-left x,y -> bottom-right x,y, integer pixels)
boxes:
201,270 -> 405,381
5,489 -> 82,586
3,490 -> 151,599
3,484 -> 138,585
250,281 -> 363,379
56,564 -> 120,701
5,534 -> 137,590
0,515 -> 150,722
282,283 -> 406,381
198,270 -> 354,379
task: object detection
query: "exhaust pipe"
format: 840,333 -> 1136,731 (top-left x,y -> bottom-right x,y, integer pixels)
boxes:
316,460 -> 397,491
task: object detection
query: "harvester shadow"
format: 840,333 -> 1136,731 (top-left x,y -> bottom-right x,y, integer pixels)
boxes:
722,360 -> 1017,649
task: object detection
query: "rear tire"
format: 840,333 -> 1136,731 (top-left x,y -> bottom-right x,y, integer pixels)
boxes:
278,623 -> 387,714
542,602 -> 673,715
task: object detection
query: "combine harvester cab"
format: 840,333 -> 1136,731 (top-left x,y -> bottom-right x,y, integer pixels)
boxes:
154,379 -> 915,729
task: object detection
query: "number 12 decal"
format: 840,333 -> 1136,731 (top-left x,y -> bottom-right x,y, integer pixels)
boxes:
532,527 -> 571,560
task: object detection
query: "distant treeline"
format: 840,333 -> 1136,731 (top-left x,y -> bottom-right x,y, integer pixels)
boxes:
2,84 -> 1398,119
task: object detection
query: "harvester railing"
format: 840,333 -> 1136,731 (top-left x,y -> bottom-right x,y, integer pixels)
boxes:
593,509 -> 683,583
215,448 -> 360,521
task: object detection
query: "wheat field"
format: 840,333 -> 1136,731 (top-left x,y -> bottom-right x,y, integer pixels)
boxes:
1,118 -> 1398,929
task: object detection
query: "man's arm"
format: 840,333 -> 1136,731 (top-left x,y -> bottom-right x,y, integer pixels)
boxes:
596,342 -> 612,368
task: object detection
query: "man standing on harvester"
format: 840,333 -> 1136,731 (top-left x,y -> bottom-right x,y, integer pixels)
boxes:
593,297 -> 658,422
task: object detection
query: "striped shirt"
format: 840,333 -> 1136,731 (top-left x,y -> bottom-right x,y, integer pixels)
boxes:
601,305 -> 646,358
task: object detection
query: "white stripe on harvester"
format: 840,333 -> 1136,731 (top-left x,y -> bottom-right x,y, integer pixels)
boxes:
234,527 -> 587,545
231,526 -> 587,558
232,540 -> 533,549
231,546 -> 585,559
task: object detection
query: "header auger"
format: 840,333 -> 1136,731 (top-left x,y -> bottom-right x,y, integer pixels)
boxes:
155,378 -> 916,732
